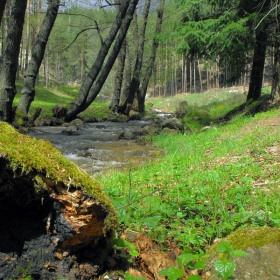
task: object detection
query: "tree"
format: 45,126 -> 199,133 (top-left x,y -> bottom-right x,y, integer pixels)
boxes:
137,0 -> 165,113
0,0 -> 7,25
16,0 -> 60,117
110,0 -> 127,113
0,0 -> 27,122
165,0 -> 275,100
246,0 -> 272,100
118,0 -> 152,115
270,0 -> 280,103
64,0 -> 139,122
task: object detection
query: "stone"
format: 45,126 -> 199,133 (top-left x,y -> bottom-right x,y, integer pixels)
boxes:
206,227 -> 280,280
161,118 -> 184,133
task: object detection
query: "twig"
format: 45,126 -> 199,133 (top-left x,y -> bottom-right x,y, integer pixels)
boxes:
116,189 -> 159,210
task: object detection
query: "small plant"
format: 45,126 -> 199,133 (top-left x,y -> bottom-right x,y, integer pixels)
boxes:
113,238 -> 139,263
159,252 -> 206,280
213,240 -> 247,280
159,241 -> 247,280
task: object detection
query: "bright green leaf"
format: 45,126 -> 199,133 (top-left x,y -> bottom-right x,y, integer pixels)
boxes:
177,253 -> 199,268
159,266 -> 184,280
193,260 -> 206,269
215,241 -> 234,254
214,260 -> 236,279
187,276 -> 202,280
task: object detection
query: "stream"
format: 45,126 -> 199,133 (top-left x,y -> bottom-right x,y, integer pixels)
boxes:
27,120 -> 164,176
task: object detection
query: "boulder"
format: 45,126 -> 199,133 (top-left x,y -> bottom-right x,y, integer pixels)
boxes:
161,118 -> 184,133
174,100 -> 189,118
206,227 -> 280,280
0,122 -> 118,279
141,120 -> 162,135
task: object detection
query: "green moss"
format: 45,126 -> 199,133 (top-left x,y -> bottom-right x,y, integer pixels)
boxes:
209,227 -> 280,254
14,110 -> 26,126
225,227 -> 280,251
0,122 -> 118,232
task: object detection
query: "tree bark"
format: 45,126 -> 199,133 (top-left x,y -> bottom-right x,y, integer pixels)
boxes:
0,0 -> 27,122
17,0 -> 60,117
109,0 -> 127,113
118,0 -> 151,115
110,39 -> 127,112
247,30 -> 268,100
137,0 -> 165,113
65,0 -> 139,122
0,0 -> 7,25
270,20 -> 280,103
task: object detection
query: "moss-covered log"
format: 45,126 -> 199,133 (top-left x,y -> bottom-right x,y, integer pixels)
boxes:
0,122 -> 118,279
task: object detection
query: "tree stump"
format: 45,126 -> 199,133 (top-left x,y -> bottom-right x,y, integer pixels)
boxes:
0,122 -> 118,279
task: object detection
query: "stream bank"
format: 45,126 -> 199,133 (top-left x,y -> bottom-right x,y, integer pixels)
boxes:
27,120 -> 165,176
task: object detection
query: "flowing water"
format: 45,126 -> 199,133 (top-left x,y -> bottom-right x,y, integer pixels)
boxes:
27,120 -> 164,176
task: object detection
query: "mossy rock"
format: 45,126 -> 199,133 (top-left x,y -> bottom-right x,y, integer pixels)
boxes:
208,227 -> 280,254
206,227 -> 280,280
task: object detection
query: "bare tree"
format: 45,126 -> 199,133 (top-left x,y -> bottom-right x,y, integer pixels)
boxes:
0,0 -> 27,122
137,0 -> 165,113
0,0 -> 7,25
118,0 -> 151,115
16,0 -> 60,118
64,0 -> 139,122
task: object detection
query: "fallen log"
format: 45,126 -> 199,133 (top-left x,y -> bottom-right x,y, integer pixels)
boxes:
0,122 -> 118,279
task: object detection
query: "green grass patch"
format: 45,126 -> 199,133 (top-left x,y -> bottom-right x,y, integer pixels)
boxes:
97,107 -> 280,255
14,81 -> 114,120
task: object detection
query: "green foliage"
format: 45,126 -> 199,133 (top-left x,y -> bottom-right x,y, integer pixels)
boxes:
214,260 -> 235,280
213,241 -> 247,279
164,0 -> 257,82
113,238 -> 139,263
159,266 -> 185,280
124,272 -> 146,280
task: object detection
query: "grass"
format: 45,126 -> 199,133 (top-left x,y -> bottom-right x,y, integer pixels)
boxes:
14,80 -> 112,120
96,106 -> 280,257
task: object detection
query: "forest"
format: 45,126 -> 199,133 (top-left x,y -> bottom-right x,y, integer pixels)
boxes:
0,0 -> 280,124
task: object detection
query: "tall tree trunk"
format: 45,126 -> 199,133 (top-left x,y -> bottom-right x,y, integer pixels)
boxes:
0,0 -> 27,122
65,0 -> 139,122
189,56 -> 192,93
0,0 -> 7,26
270,15 -> 280,103
24,0 -> 31,71
17,0 -> 60,117
120,41 -> 132,106
137,0 -> 165,113
247,29 -> 268,100
109,0 -> 126,113
184,56 -> 187,92
110,39 -> 126,112
193,56 -> 196,92
44,43 -> 50,87
119,0 -> 151,115
198,58 -> 202,92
